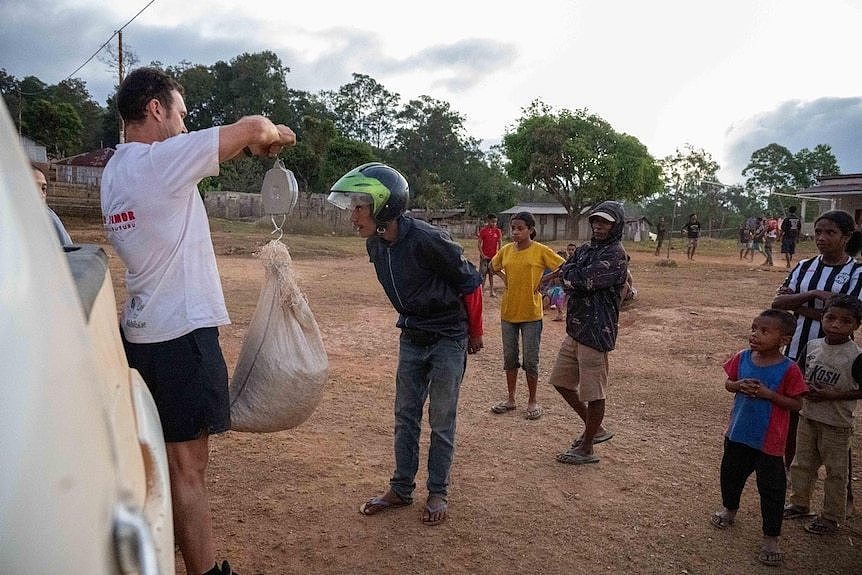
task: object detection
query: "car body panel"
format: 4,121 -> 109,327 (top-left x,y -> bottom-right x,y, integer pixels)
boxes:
0,101 -> 173,573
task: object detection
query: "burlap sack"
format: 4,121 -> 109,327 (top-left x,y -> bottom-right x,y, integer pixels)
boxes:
229,239 -> 328,432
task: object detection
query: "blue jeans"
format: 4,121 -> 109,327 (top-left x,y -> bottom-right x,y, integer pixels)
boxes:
501,320 -> 543,376
390,334 -> 467,502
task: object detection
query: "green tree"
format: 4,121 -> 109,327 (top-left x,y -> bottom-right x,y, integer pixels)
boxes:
0,69 -> 21,126
324,73 -> 401,149
282,115 -> 375,194
22,99 -> 83,158
794,144 -> 840,187
742,143 -> 796,195
386,95 -> 480,208
165,61 -> 217,131
659,145 -> 722,234
216,156 -> 269,193
48,78 -> 106,151
503,100 -> 662,237
742,142 -> 840,215
208,51 -> 290,124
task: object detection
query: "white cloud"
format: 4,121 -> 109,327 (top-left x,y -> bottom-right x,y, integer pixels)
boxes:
723,97 -> 862,183
2,0 -> 861,178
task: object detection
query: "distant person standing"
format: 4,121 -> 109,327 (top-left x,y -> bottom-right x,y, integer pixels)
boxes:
654,216 -> 666,256
549,201 -> 628,464
33,167 -> 72,247
477,214 -> 503,297
739,223 -> 753,260
763,215 -> 778,267
780,206 -> 802,269
489,211 -> 565,420
681,213 -> 701,261
751,217 -> 766,258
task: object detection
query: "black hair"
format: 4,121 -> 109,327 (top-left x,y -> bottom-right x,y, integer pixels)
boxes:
512,211 -> 537,240
787,206 -> 797,214
486,214 -> 497,220
814,210 -> 862,256
117,67 -> 183,124
824,294 -> 862,323
758,309 -> 796,337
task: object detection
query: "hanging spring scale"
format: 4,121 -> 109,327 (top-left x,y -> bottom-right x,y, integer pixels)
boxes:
260,158 -> 298,241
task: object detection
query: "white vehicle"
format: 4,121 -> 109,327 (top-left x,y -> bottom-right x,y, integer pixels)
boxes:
0,101 -> 174,573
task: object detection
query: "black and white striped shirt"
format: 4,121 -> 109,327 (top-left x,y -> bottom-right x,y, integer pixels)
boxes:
782,255 -> 862,361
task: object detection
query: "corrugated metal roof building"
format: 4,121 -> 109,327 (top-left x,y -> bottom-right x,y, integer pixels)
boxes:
55,148 -> 115,186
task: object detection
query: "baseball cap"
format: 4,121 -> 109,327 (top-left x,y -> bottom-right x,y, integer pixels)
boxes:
589,211 -> 616,222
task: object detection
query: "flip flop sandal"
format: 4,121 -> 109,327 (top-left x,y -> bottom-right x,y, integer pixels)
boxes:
359,495 -> 411,516
524,407 -> 543,420
757,549 -> 782,567
709,511 -> 734,530
783,504 -> 814,519
571,429 -> 615,448
804,518 -> 838,535
555,449 -> 599,465
490,402 -> 516,414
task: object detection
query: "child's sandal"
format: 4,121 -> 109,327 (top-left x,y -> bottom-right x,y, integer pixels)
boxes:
804,518 -> 838,535
709,511 -> 734,530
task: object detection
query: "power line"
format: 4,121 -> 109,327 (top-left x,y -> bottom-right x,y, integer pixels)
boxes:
62,0 -> 159,83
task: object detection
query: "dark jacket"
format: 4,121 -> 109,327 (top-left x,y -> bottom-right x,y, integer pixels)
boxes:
367,215 -> 482,340
561,201 -> 628,352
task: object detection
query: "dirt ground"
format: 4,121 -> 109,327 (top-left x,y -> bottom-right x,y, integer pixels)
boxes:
69,218 -> 862,574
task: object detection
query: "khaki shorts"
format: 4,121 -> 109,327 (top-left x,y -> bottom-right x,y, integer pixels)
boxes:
548,336 -> 608,402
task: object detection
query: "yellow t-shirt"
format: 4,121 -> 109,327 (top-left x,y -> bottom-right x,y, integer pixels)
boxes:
491,241 -> 566,323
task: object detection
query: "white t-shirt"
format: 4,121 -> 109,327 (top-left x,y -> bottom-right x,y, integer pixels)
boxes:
100,127 -> 229,343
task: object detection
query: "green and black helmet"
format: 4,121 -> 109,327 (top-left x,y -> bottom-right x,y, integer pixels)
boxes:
327,163 -> 409,226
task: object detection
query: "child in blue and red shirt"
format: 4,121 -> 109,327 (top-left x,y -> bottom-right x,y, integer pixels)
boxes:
710,309 -> 807,568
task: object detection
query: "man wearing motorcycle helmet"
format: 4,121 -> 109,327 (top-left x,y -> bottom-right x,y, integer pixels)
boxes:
328,163 -> 484,526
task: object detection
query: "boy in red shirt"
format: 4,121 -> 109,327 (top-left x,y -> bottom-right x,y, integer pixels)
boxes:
477,214 -> 503,297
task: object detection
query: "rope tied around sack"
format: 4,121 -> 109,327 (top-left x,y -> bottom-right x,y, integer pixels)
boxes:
258,239 -> 306,309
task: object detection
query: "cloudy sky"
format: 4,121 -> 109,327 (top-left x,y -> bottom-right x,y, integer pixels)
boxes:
2,0 -> 861,183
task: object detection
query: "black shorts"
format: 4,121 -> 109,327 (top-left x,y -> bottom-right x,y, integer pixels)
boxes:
781,237 -> 797,255
122,326 -> 230,442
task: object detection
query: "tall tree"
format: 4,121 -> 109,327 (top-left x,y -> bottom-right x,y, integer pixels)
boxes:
22,99 -> 83,158
503,100 -> 662,235
208,51 -> 290,124
48,78 -> 106,150
165,61 -> 217,131
742,143 -> 797,195
282,115 -> 375,194
794,144 -> 840,187
324,73 -> 400,149
386,95 -> 479,208
660,145 -> 722,230
742,142 -> 840,214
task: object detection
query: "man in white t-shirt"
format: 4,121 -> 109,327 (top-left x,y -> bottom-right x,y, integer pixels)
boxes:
101,67 -> 296,575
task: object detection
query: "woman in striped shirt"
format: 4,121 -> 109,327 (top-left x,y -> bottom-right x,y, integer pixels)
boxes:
772,209 -> 862,512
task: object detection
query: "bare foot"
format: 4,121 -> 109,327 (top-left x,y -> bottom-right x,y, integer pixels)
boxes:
422,494 -> 448,526
359,489 -> 411,516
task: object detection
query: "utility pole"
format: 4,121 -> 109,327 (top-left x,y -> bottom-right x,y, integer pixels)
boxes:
17,87 -> 22,135
117,29 -> 125,144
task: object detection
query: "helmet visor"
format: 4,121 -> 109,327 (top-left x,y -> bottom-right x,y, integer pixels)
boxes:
326,191 -> 373,210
